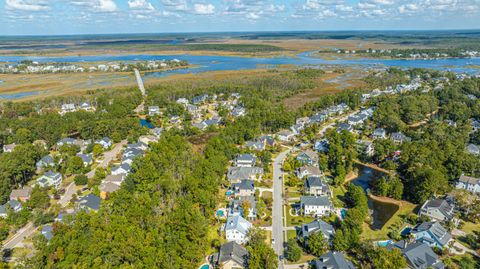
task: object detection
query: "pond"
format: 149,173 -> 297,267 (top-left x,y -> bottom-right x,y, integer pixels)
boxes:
352,165 -> 399,230
139,119 -> 153,129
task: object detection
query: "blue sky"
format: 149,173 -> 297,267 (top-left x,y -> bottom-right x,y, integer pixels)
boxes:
1,0 -> 479,35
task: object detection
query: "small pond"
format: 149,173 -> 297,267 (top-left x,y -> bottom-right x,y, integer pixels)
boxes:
139,119 -> 153,129
352,165 -> 399,230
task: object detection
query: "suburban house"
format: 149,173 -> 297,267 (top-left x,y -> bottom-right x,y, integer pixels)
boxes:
300,196 -> 333,217
277,130 -> 295,142
99,174 -> 125,199
372,128 -> 387,139
297,219 -> 335,245
411,222 -> 452,249
229,195 -> 257,220
224,215 -> 252,244
357,140 -> 375,157
2,143 -> 16,153
314,139 -> 329,153
79,102 -> 94,112
419,198 -> 455,223
304,176 -> 332,197
60,103 -> 76,114
466,144 -> 480,156
245,140 -> 265,151
138,135 -> 158,145
112,163 -> 131,176
0,200 -> 22,218
337,123 -> 353,133
9,187 -> 32,202
232,106 -> 246,118
211,241 -> 249,269
227,166 -> 264,183
77,194 -> 101,212
391,132 -> 411,144
456,174 -> 480,194
235,154 -> 256,168
37,171 -> 63,189
297,166 -> 323,179
41,225 -> 53,241
312,251 -> 356,269
176,98 -> 189,105
388,240 -> 445,269
192,122 -> 208,130
36,155 -> 55,171
77,153 -> 93,166
232,180 -> 255,197
148,106 -> 161,116
192,94 -> 209,105
296,150 -> 319,167
258,135 -> 275,147
94,137 -> 112,149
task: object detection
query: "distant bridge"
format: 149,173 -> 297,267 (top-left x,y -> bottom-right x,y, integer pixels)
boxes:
134,69 -> 146,96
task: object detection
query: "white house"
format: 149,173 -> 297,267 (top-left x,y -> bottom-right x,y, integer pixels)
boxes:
148,106 -> 161,116
225,215 -> 252,244
95,137 -> 112,149
2,143 -> 17,153
60,103 -> 76,115
456,174 -> 480,194
277,130 -> 295,142
37,171 -> 63,189
300,196 -> 333,217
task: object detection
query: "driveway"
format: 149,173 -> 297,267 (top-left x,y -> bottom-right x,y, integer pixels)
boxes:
272,149 -> 291,269
86,140 -> 127,179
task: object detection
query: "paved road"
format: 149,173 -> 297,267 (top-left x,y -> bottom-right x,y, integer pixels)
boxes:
2,222 -> 36,250
86,140 -> 127,179
272,149 -> 291,269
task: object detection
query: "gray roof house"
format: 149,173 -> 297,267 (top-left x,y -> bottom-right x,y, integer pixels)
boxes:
37,171 -> 63,189
297,166 -> 323,179
245,140 -> 265,151
305,176 -> 332,197
41,225 -> 53,241
297,219 -> 335,244
419,198 -> 454,222
391,132 -> 411,144
0,200 -> 22,218
76,153 -> 93,166
77,193 -> 101,212
388,241 -> 445,269
224,215 -> 252,244
312,251 -> 355,269
227,166 -> 264,183
466,144 -> 480,156
296,150 -> 319,167
235,154 -> 256,167
456,174 -> 480,194
229,195 -> 257,220
300,196 -> 333,217
337,123 -> 353,133
36,155 -> 55,171
211,241 -> 249,269
314,139 -> 329,153
232,180 -> 255,197
411,222 -> 452,249
372,128 -> 387,139
94,137 -> 112,149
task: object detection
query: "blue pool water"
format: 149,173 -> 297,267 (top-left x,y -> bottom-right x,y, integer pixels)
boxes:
139,119 -> 153,129
199,264 -> 209,269
216,210 -> 224,217
401,227 -> 412,236
377,240 -> 393,247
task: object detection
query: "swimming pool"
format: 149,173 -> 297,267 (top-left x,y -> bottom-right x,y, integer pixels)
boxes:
199,264 -> 209,269
376,240 -> 392,247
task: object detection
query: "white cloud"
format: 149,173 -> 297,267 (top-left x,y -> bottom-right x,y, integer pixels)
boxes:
72,0 -> 118,12
193,3 -> 215,15
128,0 -> 154,11
5,0 -> 49,11
371,0 -> 394,5
160,0 -> 188,11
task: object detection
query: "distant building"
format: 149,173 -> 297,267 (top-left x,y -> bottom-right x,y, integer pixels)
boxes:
466,144 -> 480,156
391,132 -> 411,144
95,137 -> 112,149
456,174 -> 480,194
148,106 -> 161,116
2,143 -> 16,153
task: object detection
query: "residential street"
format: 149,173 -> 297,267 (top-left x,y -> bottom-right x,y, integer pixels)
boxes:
86,140 -> 127,179
1,222 -> 36,250
272,148 -> 291,269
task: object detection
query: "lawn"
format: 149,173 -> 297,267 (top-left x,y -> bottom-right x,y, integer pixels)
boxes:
361,197 -> 417,241
286,204 -> 315,227
205,223 -> 224,255
287,229 -> 297,240
460,221 -> 480,234
331,185 -> 346,208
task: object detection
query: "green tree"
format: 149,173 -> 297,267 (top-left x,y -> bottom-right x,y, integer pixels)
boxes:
27,186 -> 50,209
286,238 -> 302,262
307,232 -> 328,256
370,247 -> 407,269
92,144 -> 103,157
74,175 -> 88,186
247,229 -> 278,269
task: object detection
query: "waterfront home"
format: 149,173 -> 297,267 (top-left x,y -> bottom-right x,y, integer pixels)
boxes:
300,196 -> 333,217
388,241 -> 445,269
37,171 -> 62,189
297,166 -> 323,179
148,106 -> 161,116
36,155 -> 55,171
277,129 -> 295,142
304,176 -> 332,197
411,222 -> 452,249
77,193 -> 101,212
60,103 -> 76,115
227,166 -> 264,183
2,143 -> 16,153
372,128 -> 387,139
224,215 -> 252,244
79,102 -> 95,112
9,187 -> 32,202
232,180 -> 255,197
456,174 -> 480,194
297,219 -> 335,245
466,143 -> 480,156
296,150 -> 319,167
419,198 -> 455,223
94,137 -> 112,149
235,154 -> 256,168
312,252 -> 356,269
391,132 -> 411,144
211,241 -> 249,269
